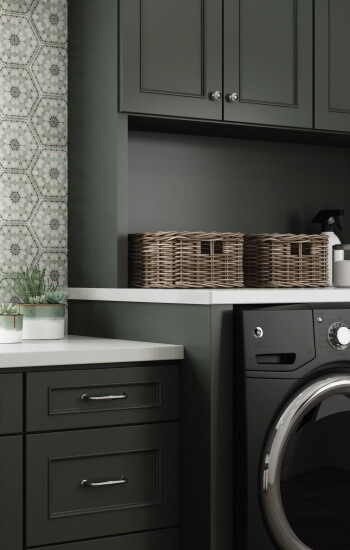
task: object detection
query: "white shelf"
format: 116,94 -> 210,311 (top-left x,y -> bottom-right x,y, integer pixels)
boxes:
68,287 -> 350,306
0,335 -> 184,369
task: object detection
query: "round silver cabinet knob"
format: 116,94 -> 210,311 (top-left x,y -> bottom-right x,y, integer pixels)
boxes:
227,92 -> 239,102
328,322 -> 350,350
210,91 -> 221,101
254,327 -> 264,339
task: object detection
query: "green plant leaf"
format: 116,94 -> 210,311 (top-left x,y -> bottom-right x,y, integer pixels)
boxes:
13,267 -> 59,304
0,303 -> 20,315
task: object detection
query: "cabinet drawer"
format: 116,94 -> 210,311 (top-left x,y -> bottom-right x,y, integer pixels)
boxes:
0,374 -> 22,435
37,528 -> 179,550
26,364 -> 179,431
26,423 -> 180,546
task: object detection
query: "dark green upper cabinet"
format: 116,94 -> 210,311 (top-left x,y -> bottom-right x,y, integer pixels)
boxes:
120,0 -> 350,134
315,0 -> 350,132
224,0 -> 313,127
120,0 -> 222,120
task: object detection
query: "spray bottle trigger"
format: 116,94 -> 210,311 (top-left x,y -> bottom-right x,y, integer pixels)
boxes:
335,217 -> 343,231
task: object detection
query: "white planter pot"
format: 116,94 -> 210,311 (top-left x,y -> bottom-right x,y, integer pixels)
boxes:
17,304 -> 65,340
0,315 -> 23,344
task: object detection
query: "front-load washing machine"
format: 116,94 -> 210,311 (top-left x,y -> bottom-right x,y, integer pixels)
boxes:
233,303 -> 350,550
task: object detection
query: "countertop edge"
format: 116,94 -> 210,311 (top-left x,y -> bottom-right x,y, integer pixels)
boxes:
68,287 -> 350,305
0,336 -> 184,369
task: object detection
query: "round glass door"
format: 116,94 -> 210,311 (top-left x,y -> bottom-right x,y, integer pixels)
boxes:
263,375 -> 350,550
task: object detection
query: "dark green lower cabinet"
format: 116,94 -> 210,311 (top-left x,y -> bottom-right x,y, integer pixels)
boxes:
26,365 -> 179,431
36,528 -> 180,550
0,374 -> 22,435
27,423 -> 179,547
0,436 -> 22,550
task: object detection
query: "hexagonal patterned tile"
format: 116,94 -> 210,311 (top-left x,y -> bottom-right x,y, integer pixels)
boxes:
0,172 -> 38,222
0,120 -> 38,170
38,251 -> 67,287
1,0 -> 34,14
32,45 -> 67,95
31,97 -> 67,146
32,200 -> 67,248
0,277 -> 21,305
0,225 -> 38,275
31,0 -> 67,44
31,149 -> 67,198
0,66 -> 39,118
0,14 -> 38,65
0,0 -> 68,301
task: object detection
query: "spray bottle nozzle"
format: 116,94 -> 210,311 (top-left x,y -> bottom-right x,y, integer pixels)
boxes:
312,210 -> 344,232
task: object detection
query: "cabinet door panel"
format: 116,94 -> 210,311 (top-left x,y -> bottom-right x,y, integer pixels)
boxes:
0,374 -> 22,435
224,0 -> 313,127
0,436 -> 22,550
315,0 -> 350,132
142,1 -> 203,96
27,424 -> 179,546
120,0 -> 222,119
36,528 -> 179,550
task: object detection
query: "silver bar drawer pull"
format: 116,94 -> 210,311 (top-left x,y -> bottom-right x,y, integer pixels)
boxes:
81,476 -> 128,488
81,392 -> 127,402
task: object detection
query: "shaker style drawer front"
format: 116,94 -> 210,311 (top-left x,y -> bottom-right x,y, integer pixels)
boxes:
26,423 -> 180,546
36,528 -> 180,550
0,374 -> 22,435
26,365 -> 179,431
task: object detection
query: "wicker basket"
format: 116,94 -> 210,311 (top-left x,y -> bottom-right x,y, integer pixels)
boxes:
244,233 -> 328,288
129,231 -> 244,288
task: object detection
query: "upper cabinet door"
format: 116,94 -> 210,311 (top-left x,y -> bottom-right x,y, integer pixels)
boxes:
120,0 -> 222,120
224,0 -> 313,128
315,0 -> 350,132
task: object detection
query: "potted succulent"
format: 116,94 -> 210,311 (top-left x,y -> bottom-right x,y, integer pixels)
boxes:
14,267 -> 68,340
0,303 -> 23,344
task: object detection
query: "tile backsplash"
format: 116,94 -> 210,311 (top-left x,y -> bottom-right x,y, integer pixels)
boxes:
0,0 -> 67,302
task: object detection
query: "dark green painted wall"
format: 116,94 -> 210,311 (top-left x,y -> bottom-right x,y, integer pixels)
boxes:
128,131 -> 350,240
69,301 -> 234,550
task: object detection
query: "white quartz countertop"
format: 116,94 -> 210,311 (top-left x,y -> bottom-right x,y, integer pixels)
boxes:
68,287 -> 350,305
0,335 -> 184,369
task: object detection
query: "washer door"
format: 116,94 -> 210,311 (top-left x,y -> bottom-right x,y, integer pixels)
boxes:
263,375 -> 350,550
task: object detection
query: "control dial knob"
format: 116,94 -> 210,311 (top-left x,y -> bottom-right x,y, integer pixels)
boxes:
327,322 -> 350,350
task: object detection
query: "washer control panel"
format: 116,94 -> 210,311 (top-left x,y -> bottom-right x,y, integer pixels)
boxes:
313,308 -> 350,357
327,322 -> 350,351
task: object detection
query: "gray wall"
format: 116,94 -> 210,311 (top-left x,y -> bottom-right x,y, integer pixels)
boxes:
129,131 -> 350,240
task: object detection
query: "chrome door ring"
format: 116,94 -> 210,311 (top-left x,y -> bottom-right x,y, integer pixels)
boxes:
262,374 -> 350,550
